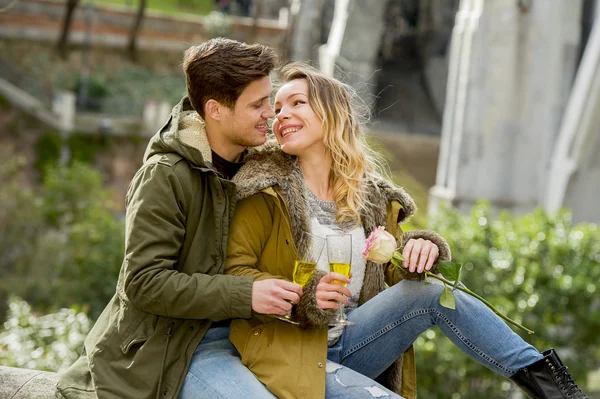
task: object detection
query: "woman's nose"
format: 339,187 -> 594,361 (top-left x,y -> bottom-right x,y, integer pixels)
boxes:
277,107 -> 290,121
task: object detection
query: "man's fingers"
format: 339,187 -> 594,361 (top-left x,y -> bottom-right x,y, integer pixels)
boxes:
280,290 -> 301,305
276,279 -> 303,295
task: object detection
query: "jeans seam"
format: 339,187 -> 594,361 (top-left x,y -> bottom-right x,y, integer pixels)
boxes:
434,310 -> 515,375
341,308 -> 436,360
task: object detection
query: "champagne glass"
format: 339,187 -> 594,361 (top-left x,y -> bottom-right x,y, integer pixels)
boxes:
275,232 -> 325,323
326,234 -> 355,326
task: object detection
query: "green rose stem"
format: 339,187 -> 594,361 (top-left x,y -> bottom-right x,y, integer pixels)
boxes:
422,271 -> 534,335
389,252 -> 534,335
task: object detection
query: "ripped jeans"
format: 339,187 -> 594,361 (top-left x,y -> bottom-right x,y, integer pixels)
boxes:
325,279 -> 544,398
179,280 -> 543,399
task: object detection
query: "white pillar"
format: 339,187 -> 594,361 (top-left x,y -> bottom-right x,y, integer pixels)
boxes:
318,0 -> 387,104
546,14 -> 600,223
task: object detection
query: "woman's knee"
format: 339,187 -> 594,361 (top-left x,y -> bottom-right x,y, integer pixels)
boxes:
392,279 -> 444,305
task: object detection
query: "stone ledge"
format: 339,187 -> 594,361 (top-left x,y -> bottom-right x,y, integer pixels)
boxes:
0,366 -> 59,399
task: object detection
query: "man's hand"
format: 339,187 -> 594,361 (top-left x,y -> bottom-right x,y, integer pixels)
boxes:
401,238 -> 440,273
315,272 -> 351,310
252,279 -> 303,315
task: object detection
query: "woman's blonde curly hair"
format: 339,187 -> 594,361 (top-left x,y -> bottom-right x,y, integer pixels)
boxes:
278,62 -> 383,229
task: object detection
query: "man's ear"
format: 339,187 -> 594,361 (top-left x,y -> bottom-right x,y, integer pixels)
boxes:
204,99 -> 222,121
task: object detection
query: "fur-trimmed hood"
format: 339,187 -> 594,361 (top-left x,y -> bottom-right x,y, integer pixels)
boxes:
143,96 -> 213,168
234,141 -> 417,227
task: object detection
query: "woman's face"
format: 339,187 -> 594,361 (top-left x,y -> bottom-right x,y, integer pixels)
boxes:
272,79 -> 325,157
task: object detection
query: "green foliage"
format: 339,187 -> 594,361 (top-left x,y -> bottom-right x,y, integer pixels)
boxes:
0,93 -> 10,109
0,159 -> 124,322
33,131 -> 62,173
414,202 -> 600,398
0,156 -> 44,322
34,132 -> 109,174
0,297 -> 90,372
94,0 -> 213,15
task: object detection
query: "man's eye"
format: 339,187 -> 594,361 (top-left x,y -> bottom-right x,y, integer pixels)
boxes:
274,109 -> 281,114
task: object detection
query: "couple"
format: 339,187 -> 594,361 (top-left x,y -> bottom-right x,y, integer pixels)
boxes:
56,38 -> 587,399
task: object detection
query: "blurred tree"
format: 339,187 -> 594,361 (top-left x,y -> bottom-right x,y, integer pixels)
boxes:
413,203 -> 600,398
0,156 -> 43,322
127,0 -> 147,61
56,0 -> 80,59
0,158 -> 124,322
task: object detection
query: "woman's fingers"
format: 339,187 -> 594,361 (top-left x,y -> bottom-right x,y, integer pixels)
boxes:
409,239 -> 423,272
424,245 -> 439,271
316,273 -> 351,310
403,238 -> 440,273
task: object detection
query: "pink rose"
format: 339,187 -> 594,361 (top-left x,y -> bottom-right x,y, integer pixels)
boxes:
362,226 -> 397,263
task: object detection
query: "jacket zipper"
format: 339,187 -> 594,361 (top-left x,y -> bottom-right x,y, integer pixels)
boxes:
156,321 -> 175,399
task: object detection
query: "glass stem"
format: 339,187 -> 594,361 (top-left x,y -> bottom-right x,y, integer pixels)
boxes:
338,303 -> 345,321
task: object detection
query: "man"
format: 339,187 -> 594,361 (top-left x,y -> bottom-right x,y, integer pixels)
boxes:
56,38 -> 301,399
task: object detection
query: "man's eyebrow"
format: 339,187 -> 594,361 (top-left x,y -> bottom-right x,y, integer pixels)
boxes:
251,95 -> 271,104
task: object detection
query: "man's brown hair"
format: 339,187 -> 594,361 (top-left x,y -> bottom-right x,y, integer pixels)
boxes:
182,38 -> 278,119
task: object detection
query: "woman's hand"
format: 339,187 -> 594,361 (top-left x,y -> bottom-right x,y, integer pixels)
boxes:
315,272 -> 351,310
401,238 -> 439,273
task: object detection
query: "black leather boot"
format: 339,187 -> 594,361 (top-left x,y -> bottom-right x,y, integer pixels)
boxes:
510,349 -> 588,399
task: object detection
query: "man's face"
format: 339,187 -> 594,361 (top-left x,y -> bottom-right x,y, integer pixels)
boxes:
220,76 -> 275,149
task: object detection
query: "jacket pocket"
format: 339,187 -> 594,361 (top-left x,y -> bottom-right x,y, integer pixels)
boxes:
119,311 -> 158,354
240,322 -> 275,369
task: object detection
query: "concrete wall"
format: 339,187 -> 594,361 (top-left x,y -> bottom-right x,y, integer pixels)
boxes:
430,0 -> 591,220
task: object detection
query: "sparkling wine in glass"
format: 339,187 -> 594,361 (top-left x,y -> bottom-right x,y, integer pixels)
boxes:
327,234 -> 355,326
276,232 -> 325,323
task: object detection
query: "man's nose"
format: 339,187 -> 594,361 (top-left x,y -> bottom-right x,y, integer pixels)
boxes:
264,104 -> 276,119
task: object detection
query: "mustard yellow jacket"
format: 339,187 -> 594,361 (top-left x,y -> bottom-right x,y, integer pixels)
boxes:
225,145 -> 451,399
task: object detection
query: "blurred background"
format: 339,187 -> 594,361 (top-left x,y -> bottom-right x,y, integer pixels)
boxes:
0,0 -> 599,397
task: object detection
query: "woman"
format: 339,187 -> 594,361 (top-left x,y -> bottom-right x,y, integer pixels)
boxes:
225,62 -> 587,399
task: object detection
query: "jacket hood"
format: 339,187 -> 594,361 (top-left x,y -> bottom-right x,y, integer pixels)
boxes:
143,96 -> 213,168
233,142 -> 417,224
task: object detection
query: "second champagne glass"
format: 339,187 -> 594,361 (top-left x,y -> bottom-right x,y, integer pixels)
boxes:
326,234 -> 355,326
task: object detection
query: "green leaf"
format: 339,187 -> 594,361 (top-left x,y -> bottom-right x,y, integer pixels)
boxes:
439,260 -> 462,282
439,285 -> 456,309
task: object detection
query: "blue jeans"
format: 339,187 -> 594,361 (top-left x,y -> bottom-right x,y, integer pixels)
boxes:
180,280 -> 543,398
328,280 -> 543,381
178,325 -> 396,399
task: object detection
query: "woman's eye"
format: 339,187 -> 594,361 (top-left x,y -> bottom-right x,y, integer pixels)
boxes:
274,109 -> 281,114
294,100 -> 305,106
